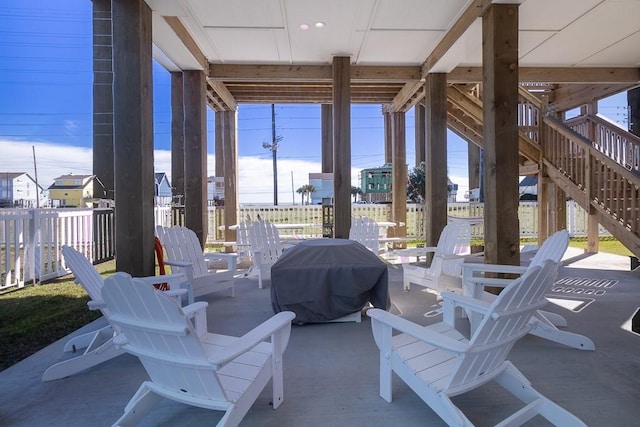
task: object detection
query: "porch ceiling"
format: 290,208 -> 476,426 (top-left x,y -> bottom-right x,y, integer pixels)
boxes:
146,0 -> 640,109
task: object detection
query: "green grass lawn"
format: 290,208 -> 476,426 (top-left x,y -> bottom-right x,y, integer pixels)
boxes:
0,237 -> 634,373
0,261 -> 115,372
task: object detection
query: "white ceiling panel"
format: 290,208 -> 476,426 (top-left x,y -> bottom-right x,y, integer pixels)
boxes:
371,0 -> 469,30
189,0 -> 284,28
518,0 -> 602,31
578,30 -> 640,66
205,29 -> 284,63
358,30 -> 442,65
521,1 -> 640,66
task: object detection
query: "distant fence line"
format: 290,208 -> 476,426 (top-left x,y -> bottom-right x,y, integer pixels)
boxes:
1,201 -> 605,291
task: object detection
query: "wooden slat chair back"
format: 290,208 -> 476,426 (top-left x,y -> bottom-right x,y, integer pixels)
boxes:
368,259 -> 586,426
349,216 -> 380,253
156,225 -> 236,300
102,273 -> 296,427
402,221 -> 471,294
247,220 -> 286,289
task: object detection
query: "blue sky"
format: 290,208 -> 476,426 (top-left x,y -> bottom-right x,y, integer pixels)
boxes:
0,0 -> 631,204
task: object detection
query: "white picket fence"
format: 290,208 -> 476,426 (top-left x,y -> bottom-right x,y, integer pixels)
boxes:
1,201 -> 605,291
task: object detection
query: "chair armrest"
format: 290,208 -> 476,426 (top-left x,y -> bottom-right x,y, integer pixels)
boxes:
441,291 -> 492,315
462,262 -> 527,277
164,260 -> 192,268
208,311 -> 296,366
87,300 -> 106,310
440,253 -> 468,261
367,308 -> 468,354
136,273 -> 186,286
183,301 -> 209,336
182,301 -> 208,317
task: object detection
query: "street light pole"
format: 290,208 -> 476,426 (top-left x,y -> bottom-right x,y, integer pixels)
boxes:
271,104 -> 278,205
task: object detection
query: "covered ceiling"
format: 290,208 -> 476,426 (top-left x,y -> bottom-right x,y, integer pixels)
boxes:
145,0 -> 640,110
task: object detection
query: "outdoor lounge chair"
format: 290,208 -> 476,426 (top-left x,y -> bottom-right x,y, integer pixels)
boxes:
399,221 -> 471,294
349,216 -> 380,253
156,225 -> 238,301
458,229 -> 595,351
42,246 -> 203,382
368,259 -> 586,426
102,272 -> 295,427
246,220 -> 288,289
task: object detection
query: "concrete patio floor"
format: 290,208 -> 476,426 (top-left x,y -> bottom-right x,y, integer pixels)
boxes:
1,247 -> 639,426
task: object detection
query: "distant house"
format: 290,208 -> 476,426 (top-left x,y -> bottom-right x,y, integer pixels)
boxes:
207,176 -> 224,205
308,173 -> 333,205
0,172 -> 46,208
359,164 -> 392,203
154,172 -> 172,206
519,175 -> 538,200
48,174 -> 94,208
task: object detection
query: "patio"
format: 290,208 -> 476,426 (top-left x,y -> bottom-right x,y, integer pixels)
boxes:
1,249 -> 638,426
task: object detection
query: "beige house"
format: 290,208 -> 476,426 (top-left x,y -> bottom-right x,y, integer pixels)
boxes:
48,174 -> 94,208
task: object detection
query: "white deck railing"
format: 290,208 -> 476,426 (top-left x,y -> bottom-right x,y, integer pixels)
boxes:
0,201 -> 605,290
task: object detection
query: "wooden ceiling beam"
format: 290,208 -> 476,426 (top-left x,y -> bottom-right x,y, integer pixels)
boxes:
163,16 -> 208,71
207,80 -> 236,111
549,82 -> 634,112
209,64 -> 421,82
448,66 -> 640,84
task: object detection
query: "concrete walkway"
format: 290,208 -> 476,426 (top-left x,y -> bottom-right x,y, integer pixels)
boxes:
0,249 -> 638,426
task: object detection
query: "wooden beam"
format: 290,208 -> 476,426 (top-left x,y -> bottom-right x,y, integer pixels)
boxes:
549,83 -> 633,112
209,64 -> 420,82
163,16 -> 208,71
207,80 -> 236,110
332,57 -> 351,239
423,0 -> 492,75
448,66 -> 640,84
390,81 -> 425,112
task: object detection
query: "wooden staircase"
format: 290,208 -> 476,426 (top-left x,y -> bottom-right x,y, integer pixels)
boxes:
446,84 -> 640,257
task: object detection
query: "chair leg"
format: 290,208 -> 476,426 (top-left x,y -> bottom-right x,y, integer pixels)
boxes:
42,336 -> 123,381
62,326 -> 112,352
495,363 -> 587,426
528,317 -> 595,350
536,309 -> 568,327
113,382 -> 163,427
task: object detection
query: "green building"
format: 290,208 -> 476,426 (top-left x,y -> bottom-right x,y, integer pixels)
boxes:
359,164 -> 393,203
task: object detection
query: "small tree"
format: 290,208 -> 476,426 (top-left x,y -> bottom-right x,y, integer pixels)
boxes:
351,186 -> 363,202
296,184 -> 316,205
407,162 -> 426,204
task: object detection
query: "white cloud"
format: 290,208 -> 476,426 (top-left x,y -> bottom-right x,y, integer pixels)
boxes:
1,139 -> 467,204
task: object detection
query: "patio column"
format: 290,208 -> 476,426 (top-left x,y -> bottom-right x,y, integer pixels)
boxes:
424,73 -> 448,248
321,104 -> 333,173
214,111 -> 224,178
92,0 -> 114,201
414,104 -> 426,166
384,110 -> 392,164
183,70 -> 208,248
332,56 -> 351,239
630,87 -> 640,136
391,111 -> 407,247
111,0 -> 155,276
482,3 -> 520,267
468,143 -> 481,199
222,110 -> 239,246
583,102 -> 599,253
171,72 -> 185,205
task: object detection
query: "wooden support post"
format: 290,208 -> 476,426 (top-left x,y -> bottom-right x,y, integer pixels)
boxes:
467,143 -> 481,195
482,4 -> 520,266
92,0 -> 114,201
183,70 -> 208,248
214,111 -> 224,178
629,87 -> 640,137
112,0 -> 155,276
222,110 -> 239,247
425,73 -> 448,248
321,104 -> 333,173
384,110 -> 392,164
171,72 -> 185,204
332,56 -> 351,239
391,112 -> 407,248
414,104 -> 426,166
585,102 -> 599,253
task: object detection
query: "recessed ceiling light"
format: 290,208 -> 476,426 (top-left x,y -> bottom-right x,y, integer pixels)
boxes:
315,22 -> 325,28
300,23 -> 309,30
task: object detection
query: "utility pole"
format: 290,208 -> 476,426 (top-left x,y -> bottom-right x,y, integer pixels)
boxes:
263,104 -> 282,205
32,145 -> 40,208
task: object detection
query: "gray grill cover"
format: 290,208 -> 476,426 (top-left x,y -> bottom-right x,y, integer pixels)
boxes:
271,238 -> 390,323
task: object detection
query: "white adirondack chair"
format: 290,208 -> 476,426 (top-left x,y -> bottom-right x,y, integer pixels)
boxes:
459,229 -> 595,350
156,225 -> 238,301
102,272 -> 296,427
368,259 -> 586,426
42,246 -> 204,382
247,220 -> 288,289
349,216 -> 380,253
400,221 -> 471,294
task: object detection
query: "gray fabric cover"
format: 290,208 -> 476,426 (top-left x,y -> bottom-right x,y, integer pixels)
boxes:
271,238 -> 390,323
